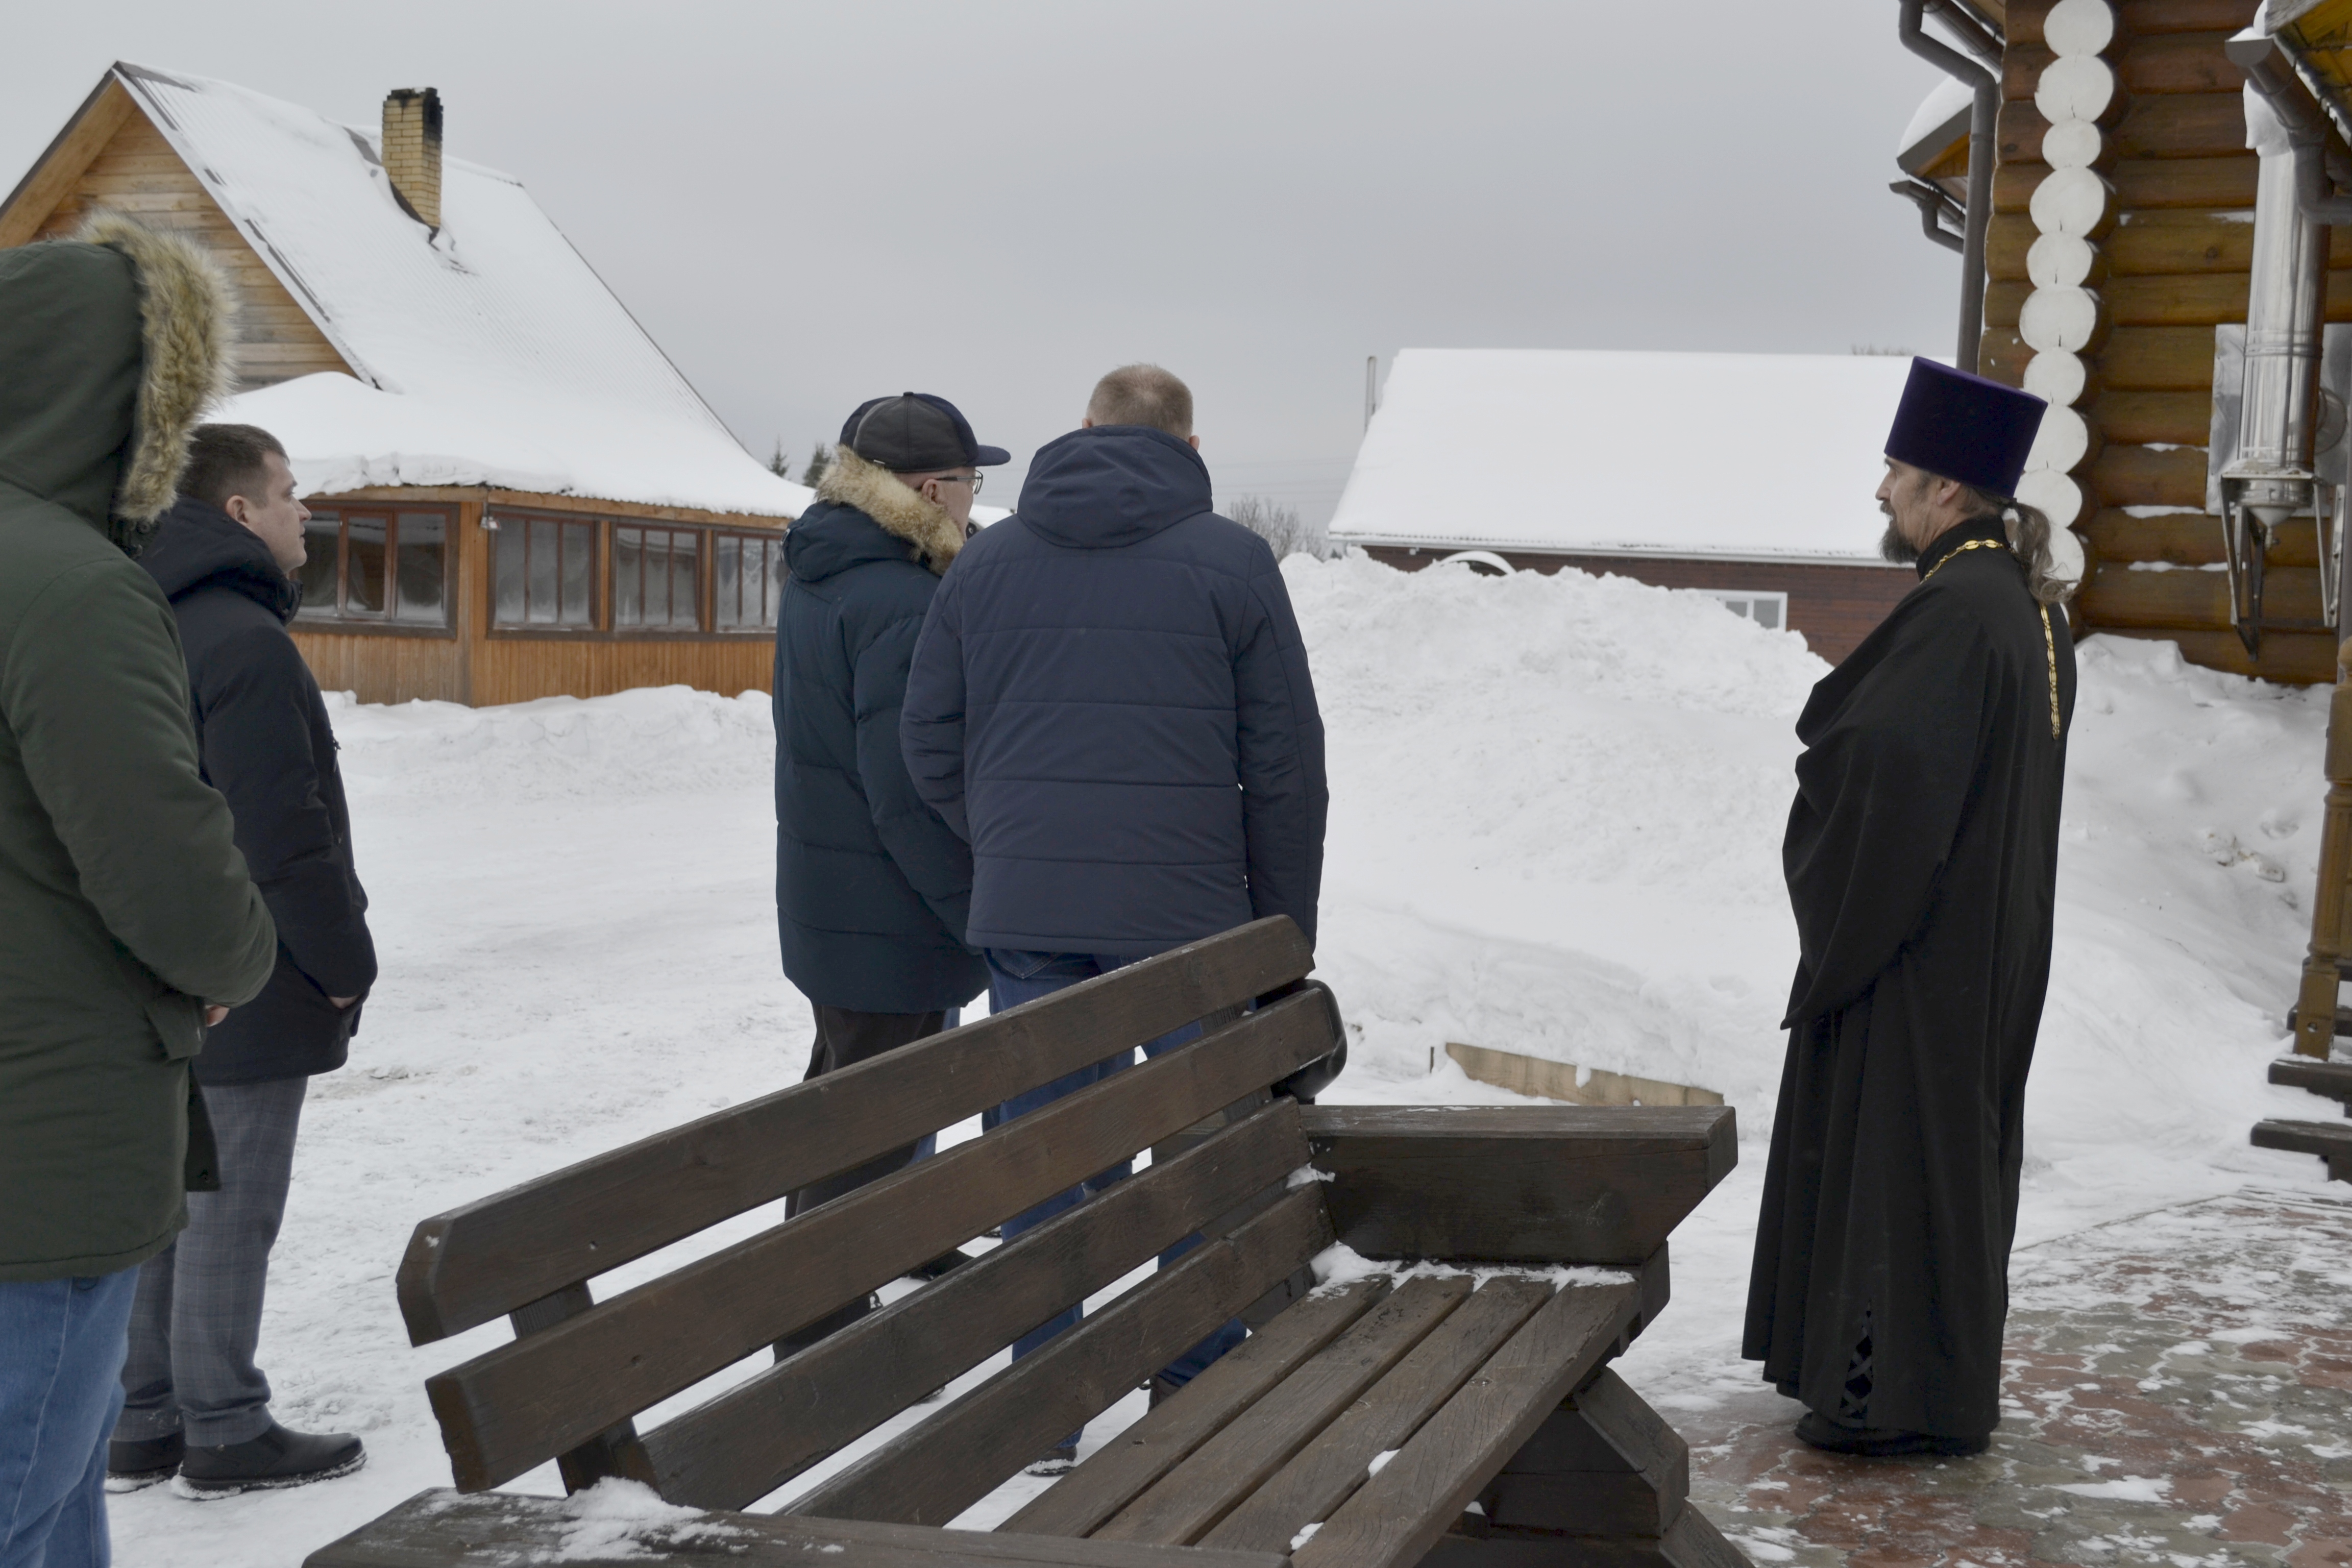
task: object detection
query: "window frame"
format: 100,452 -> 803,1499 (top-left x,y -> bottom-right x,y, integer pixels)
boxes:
479,511 -> 792,642
608,522 -> 708,639
709,528 -> 788,634
486,508 -> 603,636
1697,589 -> 1791,631
292,505 -> 458,638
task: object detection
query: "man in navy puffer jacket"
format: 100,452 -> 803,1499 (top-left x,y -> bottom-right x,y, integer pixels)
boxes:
901,365 -> 1327,1466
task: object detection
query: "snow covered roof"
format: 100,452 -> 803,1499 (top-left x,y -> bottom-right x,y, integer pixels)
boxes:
1329,349 -> 1918,567
107,63 -> 811,519
1899,78 -> 1975,170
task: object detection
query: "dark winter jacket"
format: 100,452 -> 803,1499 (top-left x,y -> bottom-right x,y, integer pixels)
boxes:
0,217 -> 277,1282
775,447 -> 988,1012
901,424 -> 1328,957
141,498 -> 376,1083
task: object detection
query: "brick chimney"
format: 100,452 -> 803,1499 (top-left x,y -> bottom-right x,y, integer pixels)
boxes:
381,88 -> 443,230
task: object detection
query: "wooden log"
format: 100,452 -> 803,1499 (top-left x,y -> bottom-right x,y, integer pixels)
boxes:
2092,388 -> 2213,444
2082,506 -> 2237,564
1992,161 -> 2050,217
2001,92 -> 2266,165
2109,217 -> 2352,276
1987,278 -> 2030,332
425,990 -> 1341,1493
397,917 -> 1314,1345
2097,325 -> 2218,389
1987,213 -> 2036,282
2008,34 -> 2250,101
784,1188 -> 1335,1528
2101,268 -> 2352,325
2081,558 -> 2331,628
1981,329 -> 2035,387
302,1488 -> 1289,1568
2113,154 -> 2259,209
1198,1281 -> 1554,1556
643,1099 -> 1315,1511
2090,440 -> 2208,507
1287,1282 -> 1641,1568
1002,1281 -> 1394,1539
1300,1106 -> 1735,1266
1094,1278 -> 1475,1545
2114,0 -> 2262,36
2094,625 -> 2341,683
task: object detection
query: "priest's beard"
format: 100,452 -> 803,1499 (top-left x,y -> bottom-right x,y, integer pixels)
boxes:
1878,507 -> 1920,565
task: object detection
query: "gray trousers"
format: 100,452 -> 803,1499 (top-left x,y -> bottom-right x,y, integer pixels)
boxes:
114,1077 -> 307,1448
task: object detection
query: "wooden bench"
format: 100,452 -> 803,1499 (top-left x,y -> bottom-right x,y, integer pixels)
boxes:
307,918 -> 1748,1568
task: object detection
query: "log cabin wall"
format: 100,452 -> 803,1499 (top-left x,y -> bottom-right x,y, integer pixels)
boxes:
1988,0 -> 2338,683
1360,547 -> 1915,664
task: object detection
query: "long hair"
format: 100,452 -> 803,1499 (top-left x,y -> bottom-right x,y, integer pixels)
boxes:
1956,484 -> 2079,606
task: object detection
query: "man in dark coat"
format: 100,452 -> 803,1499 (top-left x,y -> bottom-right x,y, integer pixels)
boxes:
109,424 -> 374,1497
1746,359 -> 2076,1458
901,364 -> 1328,1465
772,393 -> 1001,1351
0,216 -> 277,1567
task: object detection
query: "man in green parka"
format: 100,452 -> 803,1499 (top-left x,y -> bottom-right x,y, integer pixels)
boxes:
0,212 -> 276,1566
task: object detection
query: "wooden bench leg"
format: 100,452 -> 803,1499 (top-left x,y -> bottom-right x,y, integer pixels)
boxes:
1412,1369 -> 1752,1568
508,1285 -> 658,1493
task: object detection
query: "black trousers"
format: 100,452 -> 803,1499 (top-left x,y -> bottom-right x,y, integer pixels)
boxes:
775,1003 -> 947,1357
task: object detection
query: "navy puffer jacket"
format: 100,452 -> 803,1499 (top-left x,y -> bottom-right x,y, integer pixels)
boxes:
775,449 -> 988,1012
901,424 -> 1327,957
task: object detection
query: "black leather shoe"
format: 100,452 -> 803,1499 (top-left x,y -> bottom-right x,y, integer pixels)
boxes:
1025,1444 -> 1078,1477
174,1422 -> 365,1497
1794,1410 -> 1989,1457
106,1432 -> 183,1492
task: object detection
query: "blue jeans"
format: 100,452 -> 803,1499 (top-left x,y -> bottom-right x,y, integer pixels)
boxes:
986,951 -> 1249,1433
0,1268 -> 138,1568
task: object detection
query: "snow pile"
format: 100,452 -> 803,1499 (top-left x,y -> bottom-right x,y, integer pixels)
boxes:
1328,349 -> 1919,563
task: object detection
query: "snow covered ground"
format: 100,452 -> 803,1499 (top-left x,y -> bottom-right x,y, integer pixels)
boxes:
107,554 -> 2346,1566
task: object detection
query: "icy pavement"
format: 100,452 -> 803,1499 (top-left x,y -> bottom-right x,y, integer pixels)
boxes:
1685,1190 -> 2352,1567
100,556 -> 2352,1565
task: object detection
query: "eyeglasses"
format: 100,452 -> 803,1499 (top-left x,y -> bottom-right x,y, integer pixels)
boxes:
929,473 -> 985,497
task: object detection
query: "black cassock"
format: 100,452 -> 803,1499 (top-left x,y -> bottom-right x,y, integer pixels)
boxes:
1744,514 -> 2075,1440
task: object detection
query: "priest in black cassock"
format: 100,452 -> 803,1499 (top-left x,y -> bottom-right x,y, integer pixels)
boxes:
1745,359 -> 2078,1459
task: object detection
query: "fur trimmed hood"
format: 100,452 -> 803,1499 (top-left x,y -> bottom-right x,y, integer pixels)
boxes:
814,445 -> 967,574
78,211 -> 236,547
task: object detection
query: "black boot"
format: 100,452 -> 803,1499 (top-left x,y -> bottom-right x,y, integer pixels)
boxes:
105,1431 -> 184,1493
1794,1410 -> 1989,1458
175,1422 -> 365,1498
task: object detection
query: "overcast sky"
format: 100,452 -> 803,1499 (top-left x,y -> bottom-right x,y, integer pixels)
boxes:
5,2 -> 1962,522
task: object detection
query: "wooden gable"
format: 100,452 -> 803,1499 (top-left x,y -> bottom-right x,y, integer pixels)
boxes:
0,73 -> 352,391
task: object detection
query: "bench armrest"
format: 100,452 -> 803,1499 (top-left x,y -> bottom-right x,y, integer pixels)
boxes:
1299,1105 -> 1736,1265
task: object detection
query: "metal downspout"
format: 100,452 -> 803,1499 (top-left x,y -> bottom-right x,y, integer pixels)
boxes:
1900,0 -> 1998,373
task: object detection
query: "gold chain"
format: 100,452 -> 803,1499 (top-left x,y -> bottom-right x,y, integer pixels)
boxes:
1916,535 -> 2065,741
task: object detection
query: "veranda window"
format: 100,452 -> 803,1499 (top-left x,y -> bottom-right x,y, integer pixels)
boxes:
493,516 -> 596,628
297,508 -> 450,627
612,526 -> 702,632
712,531 -> 785,631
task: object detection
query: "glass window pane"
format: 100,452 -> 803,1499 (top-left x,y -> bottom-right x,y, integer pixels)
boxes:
762,539 -> 782,627
561,521 -> 593,626
298,514 -> 340,615
527,519 -> 559,624
614,528 -> 643,626
395,512 -> 446,623
346,516 -> 387,615
715,537 -> 742,628
670,530 -> 700,629
495,519 -> 526,626
1755,599 -> 1781,630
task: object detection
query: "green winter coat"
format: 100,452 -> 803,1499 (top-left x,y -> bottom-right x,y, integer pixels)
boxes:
0,216 -> 277,1282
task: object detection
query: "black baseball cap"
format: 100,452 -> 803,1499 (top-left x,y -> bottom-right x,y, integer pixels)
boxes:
840,393 -> 1010,472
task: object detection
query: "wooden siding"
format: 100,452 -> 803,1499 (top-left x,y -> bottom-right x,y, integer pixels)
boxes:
24,104 -> 351,390
1360,547 -> 1914,665
1989,0 -> 2336,683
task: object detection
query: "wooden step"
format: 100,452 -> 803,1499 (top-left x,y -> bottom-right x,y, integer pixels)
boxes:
2250,1118 -> 2352,1182
2269,1056 -> 2352,1110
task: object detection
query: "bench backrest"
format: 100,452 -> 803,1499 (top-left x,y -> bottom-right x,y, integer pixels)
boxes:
397,918 -> 1343,1507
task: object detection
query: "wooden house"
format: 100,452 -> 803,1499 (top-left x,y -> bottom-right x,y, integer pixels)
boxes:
0,63 -> 811,706
1896,0 -> 2352,685
1329,349 -> 1919,664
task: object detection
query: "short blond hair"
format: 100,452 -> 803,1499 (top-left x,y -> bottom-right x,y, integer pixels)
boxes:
1087,364 -> 1192,439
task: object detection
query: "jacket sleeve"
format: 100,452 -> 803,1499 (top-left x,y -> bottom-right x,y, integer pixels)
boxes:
195,624 -> 377,998
853,611 -> 975,941
899,573 -> 970,842
5,561 -> 276,1007
1233,557 -> 1330,949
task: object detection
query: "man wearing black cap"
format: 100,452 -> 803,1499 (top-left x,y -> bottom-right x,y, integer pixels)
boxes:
770,393 -> 1006,1353
1745,359 -> 2078,1459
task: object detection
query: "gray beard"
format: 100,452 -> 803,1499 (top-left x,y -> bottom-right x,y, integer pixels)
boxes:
1878,520 -> 1919,566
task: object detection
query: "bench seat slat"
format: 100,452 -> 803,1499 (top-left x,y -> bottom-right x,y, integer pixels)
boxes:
1000,1280 -> 1391,1540
428,992 -> 1339,1492
1289,1282 -> 1640,1568
1197,1279 -> 1552,1554
1095,1278 -> 1473,1546
787,1186 -> 1335,1529
399,919 -> 1315,1344
300,1488 -> 1289,1568
644,1099 -> 1312,1510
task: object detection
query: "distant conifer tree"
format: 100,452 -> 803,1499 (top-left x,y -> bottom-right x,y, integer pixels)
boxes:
800,443 -> 832,488
768,439 -> 792,478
